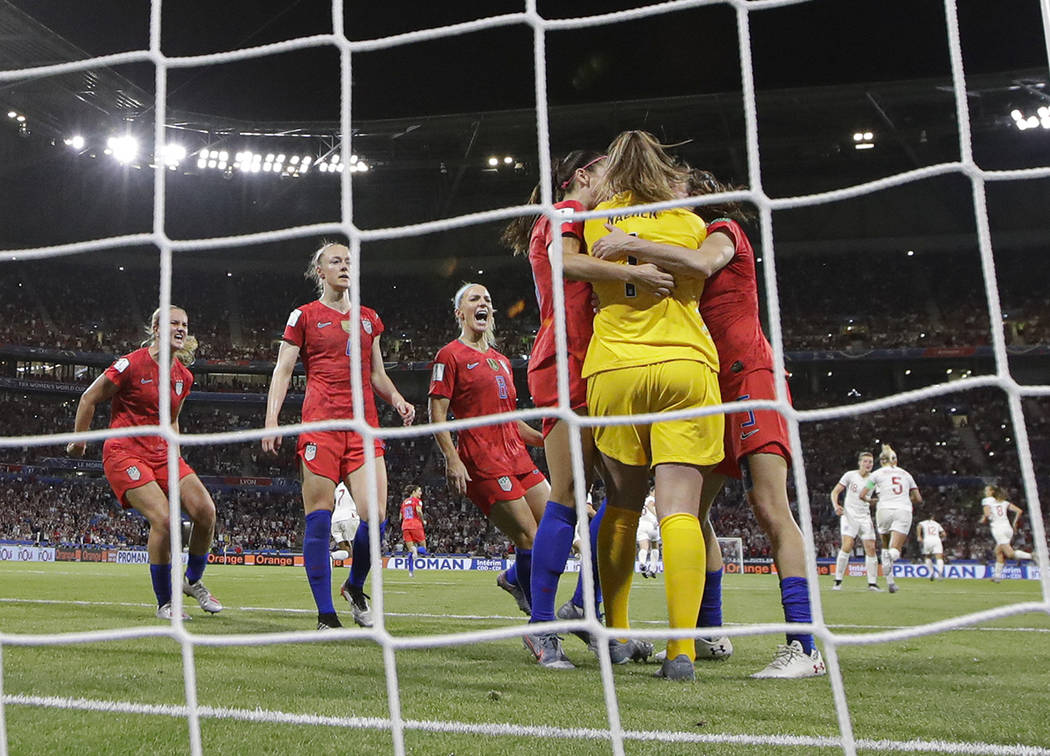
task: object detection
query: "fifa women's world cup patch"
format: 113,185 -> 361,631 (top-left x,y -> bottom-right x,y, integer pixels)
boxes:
305,443 -> 317,461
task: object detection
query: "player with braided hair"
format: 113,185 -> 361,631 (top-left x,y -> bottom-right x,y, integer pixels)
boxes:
503,150 -> 674,668
67,305 -> 222,620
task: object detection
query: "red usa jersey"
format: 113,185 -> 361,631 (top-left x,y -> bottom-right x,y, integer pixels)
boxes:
698,219 -> 774,380
527,200 -> 595,376
429,339 -> 535,479
103,347 -> 192,458
283,300 -> 382,423
401,496 -> 422,522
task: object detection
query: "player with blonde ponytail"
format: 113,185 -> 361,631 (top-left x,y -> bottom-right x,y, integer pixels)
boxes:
67,305 -> 222,620
860,444 -> 922,593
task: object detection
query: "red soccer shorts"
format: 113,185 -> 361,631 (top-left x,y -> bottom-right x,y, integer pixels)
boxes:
466,467 -> 546,516
714,369 -> 792,480
103,450 -> 195,508
528,357 -> 587,438
298,430 -> 386,482
402,525 -> 426,544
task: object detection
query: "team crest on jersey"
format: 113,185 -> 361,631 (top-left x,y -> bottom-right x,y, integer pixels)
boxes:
126,465 -> 141,481
497,476 -> 512,492
362,319 -> 373,335
487,358 -> 499,371
174,380 -> 184,396
304,443 -> 317,461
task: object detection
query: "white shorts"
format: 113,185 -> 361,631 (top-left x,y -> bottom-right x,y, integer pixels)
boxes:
921,538 -> 943,555
991,522 -> 1013,546
840,511 -> 875,541
331,514 -> 360,544
637,519 -> 660,544
876,507 -> 912,537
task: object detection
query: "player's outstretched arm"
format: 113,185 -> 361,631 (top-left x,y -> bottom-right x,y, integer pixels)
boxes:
591,223 -> 735,279
262,340 -> 298,454
370,335 -> 415,425
66,373 -> 119,457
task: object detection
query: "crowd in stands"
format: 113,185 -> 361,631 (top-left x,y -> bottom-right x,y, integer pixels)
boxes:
2,252 -> 1049,367
1,382 -> 1043,562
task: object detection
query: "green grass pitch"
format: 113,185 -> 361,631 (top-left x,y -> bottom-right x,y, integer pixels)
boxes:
1,562 -> 1048,755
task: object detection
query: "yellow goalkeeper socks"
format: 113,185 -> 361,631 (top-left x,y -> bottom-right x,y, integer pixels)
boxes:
597,505 -> 641,639
660,512 -> 706,662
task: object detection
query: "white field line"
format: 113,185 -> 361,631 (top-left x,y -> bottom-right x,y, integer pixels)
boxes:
3,693 -> 1049,755
2,596 -> 1048,632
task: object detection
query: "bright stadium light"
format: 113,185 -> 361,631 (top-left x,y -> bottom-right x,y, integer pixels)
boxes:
488,156 -> 498,166
6,111 -> 15,118
853,130 -> 875,150
106,135 -> 139,164
330,154 -> 340,164
162,143 -> 187,167
503,155 -> 513,164
357,161 -> 369,172
64,135 -> 86,150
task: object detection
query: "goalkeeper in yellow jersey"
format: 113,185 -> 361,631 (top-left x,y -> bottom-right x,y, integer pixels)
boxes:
583,130 -> 728,681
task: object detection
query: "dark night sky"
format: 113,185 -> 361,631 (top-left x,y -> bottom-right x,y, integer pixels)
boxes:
10,0 -> 1049,122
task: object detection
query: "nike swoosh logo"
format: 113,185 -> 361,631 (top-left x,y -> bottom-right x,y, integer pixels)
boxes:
317,321 -> 332,328
740,429 -> 759,440
140,378 -> 153,384
466,362 -> 480,369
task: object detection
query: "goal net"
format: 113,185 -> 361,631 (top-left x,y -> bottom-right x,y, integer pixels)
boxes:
2,2 -> 1049,756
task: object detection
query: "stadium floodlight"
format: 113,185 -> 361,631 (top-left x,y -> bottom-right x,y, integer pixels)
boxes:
487,156 -> 498,166
290,155 -> 300,164
348,154 -> 357,164
64,135 -> 86,150
266,153 -> 275,162
357,161 -> 369,172
6,111 -> 14,118
162,143 -> 186,167
503,156 -> 513,164
330,154 -> 340,164
197,158 -> 206,169
276,153 -> 286,162
15,114 -> 26,123
250,164 -> 260,173
106,135 -> 139,164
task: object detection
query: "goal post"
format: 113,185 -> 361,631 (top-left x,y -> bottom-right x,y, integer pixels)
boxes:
718,536 -> 744,575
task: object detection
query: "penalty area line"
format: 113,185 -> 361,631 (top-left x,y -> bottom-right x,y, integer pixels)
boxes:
4,693 -> 1049,755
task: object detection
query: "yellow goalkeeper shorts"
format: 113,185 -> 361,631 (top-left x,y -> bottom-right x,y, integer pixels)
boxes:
586,359 -> 724,468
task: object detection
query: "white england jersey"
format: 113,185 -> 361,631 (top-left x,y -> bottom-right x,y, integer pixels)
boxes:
917,519 -> 942,542
984,498 -> 1012,526
331,483 -> 360,543
837,470 -> 871,518
867,465 -> 917,511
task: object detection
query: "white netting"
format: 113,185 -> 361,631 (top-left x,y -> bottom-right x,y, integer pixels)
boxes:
2,1 -> 1050,755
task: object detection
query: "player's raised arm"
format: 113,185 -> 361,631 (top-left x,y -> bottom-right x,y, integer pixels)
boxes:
262,339 -> 299,454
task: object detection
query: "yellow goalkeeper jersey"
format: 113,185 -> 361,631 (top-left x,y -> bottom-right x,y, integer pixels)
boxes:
581,191 -> 719,378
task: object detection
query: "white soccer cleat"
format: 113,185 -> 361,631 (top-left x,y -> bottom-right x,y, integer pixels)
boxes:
868,584 -> 883,592
340,583 -> 374,628
750,641 -> 826,679
156,602 -> 192,621
832,582 -> 842,591
696,635 -> 733,660
183,579 -> 223,613
331,549 -> 350,561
